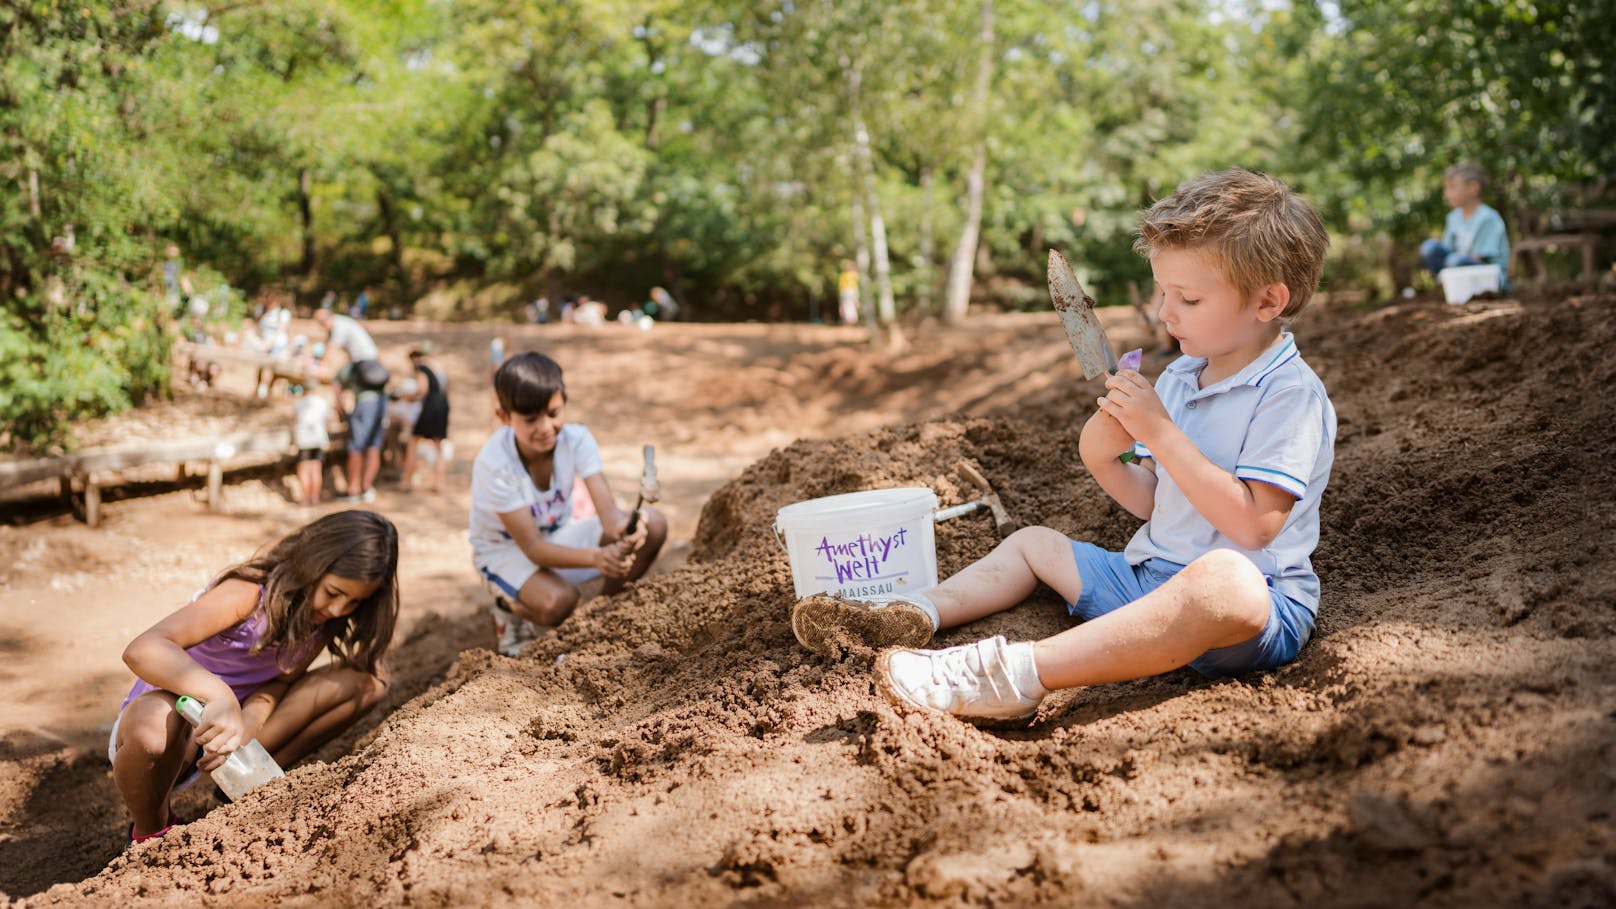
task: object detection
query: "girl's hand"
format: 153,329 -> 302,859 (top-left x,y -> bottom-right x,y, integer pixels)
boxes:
192,698 -> 246,772
1096,370 -> 1172,445
592,542 -> 636,579
599,509 -> 630,544
619,511 -> 649,553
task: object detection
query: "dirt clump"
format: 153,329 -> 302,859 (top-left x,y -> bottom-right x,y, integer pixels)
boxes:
8,289 -> 1616,907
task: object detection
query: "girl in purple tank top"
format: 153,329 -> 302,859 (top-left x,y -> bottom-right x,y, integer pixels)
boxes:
111,510 -> 400,845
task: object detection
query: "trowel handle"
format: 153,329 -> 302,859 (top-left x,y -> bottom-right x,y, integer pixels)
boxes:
174,694 -> 212,726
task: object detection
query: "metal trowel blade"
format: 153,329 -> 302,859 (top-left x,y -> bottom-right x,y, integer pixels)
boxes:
1048,249 -> 1118,380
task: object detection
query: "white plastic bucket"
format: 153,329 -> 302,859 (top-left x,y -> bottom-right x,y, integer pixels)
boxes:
774,487 -> 939,600
1438,264 -> 1502,304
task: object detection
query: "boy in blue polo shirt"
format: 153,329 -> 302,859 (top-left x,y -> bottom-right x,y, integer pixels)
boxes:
791,168 -> 1336,723
1419,161 -> 1510,287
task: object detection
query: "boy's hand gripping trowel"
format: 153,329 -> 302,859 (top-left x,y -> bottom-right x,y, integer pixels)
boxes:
622,444 -> 658,536
1048,249 -> 1142,379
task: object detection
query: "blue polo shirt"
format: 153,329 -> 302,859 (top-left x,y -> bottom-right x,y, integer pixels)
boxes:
1125,332 -> 1336,613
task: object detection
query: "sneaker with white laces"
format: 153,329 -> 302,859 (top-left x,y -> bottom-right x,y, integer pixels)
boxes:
876,635 -> 1046,723
791,593 -> 935,656
491,600 -> 537,657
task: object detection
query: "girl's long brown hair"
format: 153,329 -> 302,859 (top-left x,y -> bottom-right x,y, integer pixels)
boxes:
217,510 -> 399,675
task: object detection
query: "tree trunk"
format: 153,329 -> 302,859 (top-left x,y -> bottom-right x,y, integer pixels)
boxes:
639,16 -> 663,150
847,59 -> 898,345
855,121 -> 897,326
851,190 -> 875,338
298,167 -> 315,279
375,186 -> 406,289
646,95 -> 665,150
917,167 -> 935,316
942,0 -> 995,325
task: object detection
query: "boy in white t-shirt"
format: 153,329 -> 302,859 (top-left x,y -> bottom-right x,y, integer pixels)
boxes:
469,351 -> 667,655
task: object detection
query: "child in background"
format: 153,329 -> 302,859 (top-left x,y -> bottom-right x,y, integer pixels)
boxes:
469,352 -> 667,656
292,378 -> 331,506
386,376 -> 422,482
400,343 -> 451,494
1420,161 -> 1511,288
111,511 -> 399,843
793,169 -> 1336,724
837,260 -> 860,325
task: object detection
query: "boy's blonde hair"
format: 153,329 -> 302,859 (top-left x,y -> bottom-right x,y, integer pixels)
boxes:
1444,161 -> 1488,189
1134,168 -> 1329,318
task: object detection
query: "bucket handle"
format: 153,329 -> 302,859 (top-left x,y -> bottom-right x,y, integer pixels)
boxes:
772,523 -> 788,554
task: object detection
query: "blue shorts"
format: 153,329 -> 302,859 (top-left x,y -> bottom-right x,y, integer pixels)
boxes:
347,395 -> 387,451
1066,541 -> 1314,678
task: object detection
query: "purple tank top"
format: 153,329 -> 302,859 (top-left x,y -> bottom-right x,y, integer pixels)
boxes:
119,586 -> 330,712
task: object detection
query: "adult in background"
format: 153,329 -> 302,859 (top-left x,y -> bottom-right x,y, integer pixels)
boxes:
314,308 -> 389,503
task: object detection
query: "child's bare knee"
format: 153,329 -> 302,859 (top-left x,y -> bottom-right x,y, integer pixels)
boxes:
120,705 -> 183,758
1184,550 -> 1269,631
521,582 -> 579,627
646,508 -> 668,541
1005,525 -> 1072,564
347,670 -> 388,705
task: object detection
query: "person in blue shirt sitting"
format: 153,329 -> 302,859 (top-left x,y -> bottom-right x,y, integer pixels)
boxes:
1420,162 -> 1511,289
790,169 -> 1337,725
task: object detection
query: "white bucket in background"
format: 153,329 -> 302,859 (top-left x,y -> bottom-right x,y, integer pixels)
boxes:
1437,264 -> 1502,304
774,487 -> 939,600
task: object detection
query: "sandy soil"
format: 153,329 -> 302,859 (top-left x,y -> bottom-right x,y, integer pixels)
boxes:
1,288 -> 1612,908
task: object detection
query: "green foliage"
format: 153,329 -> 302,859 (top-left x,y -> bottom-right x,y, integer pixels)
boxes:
0,3 -> 175,451
1269,1 -> 1615,268
0,273 -> 170,452
3,0 -> 1608,447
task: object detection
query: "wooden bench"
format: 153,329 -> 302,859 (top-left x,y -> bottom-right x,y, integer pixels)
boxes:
1511,208 -> 1616,286
0,426 -> 347,526
175,341 -> 312,386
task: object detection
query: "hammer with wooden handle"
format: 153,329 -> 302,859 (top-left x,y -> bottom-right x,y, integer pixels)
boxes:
622,444 -> 658,536
933,462 -> 1014,537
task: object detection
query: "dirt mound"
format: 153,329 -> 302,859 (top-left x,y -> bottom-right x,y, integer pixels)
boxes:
17,290 -> 1616,907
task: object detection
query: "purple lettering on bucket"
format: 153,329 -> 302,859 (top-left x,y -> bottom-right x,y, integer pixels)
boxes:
812,527 -> 912,586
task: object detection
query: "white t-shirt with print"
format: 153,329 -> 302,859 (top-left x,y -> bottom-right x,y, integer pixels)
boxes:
469,423 -> 604,565
292,394 -> 331,450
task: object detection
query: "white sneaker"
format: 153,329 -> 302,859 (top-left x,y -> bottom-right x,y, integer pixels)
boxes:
876,635 -> 1044,723
491,601 -> 538,657
360,488 -> 376,503
791,593 -> 934,656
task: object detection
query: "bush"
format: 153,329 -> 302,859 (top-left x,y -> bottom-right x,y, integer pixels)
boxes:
0,268 -> 171,453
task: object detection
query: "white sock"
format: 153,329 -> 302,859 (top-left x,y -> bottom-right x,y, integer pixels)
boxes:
1004,641 -> 1049,699
888,591 -> 941,631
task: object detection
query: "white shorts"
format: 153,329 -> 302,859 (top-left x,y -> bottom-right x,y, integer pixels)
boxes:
475,516 -> 603,599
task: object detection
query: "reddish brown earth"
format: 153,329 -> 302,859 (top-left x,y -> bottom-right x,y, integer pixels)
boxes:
1,287 -> 1612,907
